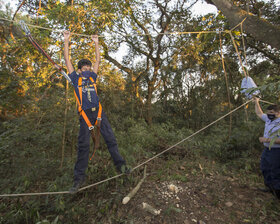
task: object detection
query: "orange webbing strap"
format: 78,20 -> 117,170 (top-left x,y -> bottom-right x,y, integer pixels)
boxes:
73,77 -> 94,130
91,78 -> 102,127
89,77 -> 102,160
73,76 -> 103,161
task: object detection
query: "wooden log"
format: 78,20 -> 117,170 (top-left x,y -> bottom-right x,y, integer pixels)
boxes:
122,166 -> 147,205
142,202 -> 161,215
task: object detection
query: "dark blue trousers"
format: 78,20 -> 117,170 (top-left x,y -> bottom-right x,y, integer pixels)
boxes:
74,108 -> 126,183
260,147 -> 280,190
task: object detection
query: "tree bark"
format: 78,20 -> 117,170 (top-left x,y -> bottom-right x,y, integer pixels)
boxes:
145,83 -> 154,125
10,0 -> 26,40
206,0 -> 280,49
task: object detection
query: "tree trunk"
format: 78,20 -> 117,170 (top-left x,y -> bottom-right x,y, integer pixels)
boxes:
145,83 -> 154,125
10,0 -> 26,40
207,0 -> 280,49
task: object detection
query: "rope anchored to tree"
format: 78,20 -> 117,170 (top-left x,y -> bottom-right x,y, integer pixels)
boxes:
0,17 -> 247,38
0,99 -> 259,197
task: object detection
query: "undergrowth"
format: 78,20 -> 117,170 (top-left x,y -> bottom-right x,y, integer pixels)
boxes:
0,109 -> 279,223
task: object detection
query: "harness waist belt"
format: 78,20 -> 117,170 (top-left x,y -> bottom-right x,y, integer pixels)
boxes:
74,76 -> 102,130
74,75 -> 103,161
84,107 -> 98,112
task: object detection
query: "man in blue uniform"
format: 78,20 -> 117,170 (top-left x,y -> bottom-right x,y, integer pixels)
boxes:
254,97 -> 280,199
63,31 -> 130,193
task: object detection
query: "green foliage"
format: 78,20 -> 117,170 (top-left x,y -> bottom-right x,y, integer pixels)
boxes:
1,0 -> 280,223
198,118 -> 261,162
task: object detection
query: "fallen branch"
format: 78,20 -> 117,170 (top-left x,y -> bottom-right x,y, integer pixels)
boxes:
142,202 -> 161,215
122,165 -> 147,205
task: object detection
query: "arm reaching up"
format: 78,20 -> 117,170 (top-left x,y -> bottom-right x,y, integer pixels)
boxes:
92,34 -> 100,74
63,31 -> 74,74
254,97 -> 264,119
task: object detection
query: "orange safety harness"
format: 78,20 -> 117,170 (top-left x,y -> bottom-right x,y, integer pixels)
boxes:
20,20 -> 101,161
74,76 -> 102,160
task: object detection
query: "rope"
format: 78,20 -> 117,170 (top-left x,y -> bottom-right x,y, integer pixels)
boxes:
0,99 -> 254,197
259,99 -> 275,105
132,99 -> 254,171
229,31 -> 248,78
230,17 -> 247,32
0,16 -> 273,197
240,22 -> 249,71
228,17 -> 249,78
1,17 -> 245,38
0,191 -> 69,197
219,31 -> 232,137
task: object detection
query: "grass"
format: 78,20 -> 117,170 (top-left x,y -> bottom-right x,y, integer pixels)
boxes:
1,117 -> 280,223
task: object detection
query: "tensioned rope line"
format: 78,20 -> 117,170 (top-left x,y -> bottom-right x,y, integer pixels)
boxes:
228,17 -> 249,79
0,17 -> 246,38
259,99 -> 274,105
0,99 -> 256,197
0,15 -> 269,197
219,31 -> 232,136
131,99 -> 254,171
240,22 -> 249,70
230,17 -> 247,32
230,32 -> 248,78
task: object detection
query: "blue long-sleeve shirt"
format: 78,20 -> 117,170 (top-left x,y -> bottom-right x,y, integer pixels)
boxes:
69,71 -> 99,110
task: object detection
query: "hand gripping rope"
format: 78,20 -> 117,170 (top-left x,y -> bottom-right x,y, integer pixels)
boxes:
19,20 -> 101,161
19,20 -> 72,83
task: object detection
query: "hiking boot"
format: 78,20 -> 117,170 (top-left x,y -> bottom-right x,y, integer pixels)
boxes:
69,180 -> 84,194
118,164 -> 132,175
